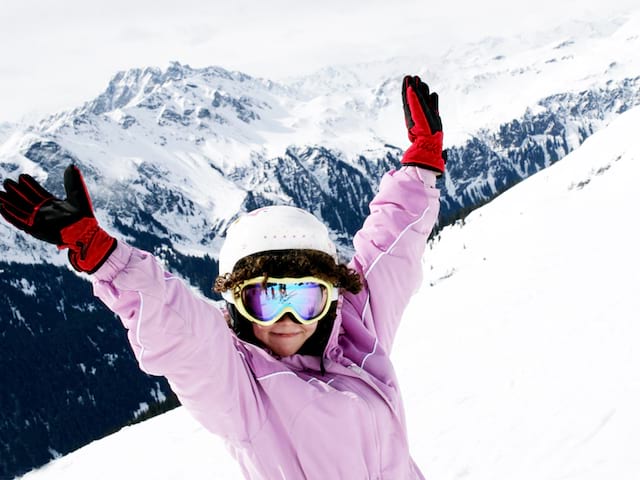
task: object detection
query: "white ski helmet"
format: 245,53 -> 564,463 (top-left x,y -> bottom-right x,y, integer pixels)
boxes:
218,206 -> 337,300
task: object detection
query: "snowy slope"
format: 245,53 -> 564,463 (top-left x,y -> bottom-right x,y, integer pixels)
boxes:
19,101 -> 640,480
396,105 -> 640,480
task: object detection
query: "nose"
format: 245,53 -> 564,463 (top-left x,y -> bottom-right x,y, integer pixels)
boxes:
277,313 -> 297,324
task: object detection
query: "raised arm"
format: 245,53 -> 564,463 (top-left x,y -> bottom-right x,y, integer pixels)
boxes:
346,76 -> 445,353
91,242 -> 265,441
0,166 -> 265,442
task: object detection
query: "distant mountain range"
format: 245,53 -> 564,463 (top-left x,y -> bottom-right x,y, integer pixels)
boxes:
1,10 -> 639,478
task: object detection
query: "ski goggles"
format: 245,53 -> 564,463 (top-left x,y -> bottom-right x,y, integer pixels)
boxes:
232,276 -> 339,326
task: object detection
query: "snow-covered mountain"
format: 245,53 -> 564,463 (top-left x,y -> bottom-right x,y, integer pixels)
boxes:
18,98 -> 640,480
1,8 -> 639,479
2,9 -> 639,260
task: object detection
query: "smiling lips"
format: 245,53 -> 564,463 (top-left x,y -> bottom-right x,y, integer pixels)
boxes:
270,331 -> 302,338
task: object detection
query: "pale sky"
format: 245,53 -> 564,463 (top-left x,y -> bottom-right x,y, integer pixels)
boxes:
0,0 -> 636,123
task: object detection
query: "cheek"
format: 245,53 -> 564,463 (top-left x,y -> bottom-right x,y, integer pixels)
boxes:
303,322 -> 318,336
252,324 -> 269,342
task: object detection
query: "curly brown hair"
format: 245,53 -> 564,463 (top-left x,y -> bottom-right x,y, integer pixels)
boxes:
214,249 -> 363,297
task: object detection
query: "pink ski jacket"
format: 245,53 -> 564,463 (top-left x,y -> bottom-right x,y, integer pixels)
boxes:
92,166 -> 440,479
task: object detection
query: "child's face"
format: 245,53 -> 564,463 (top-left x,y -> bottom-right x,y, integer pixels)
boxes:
252,313 -> 318,357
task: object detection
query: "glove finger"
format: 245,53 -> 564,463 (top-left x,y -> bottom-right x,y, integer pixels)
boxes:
427,92 -> 442,132
19,174 -> 54,204
0,200 -> 31,227
428,92 -> 439,113
2,179 -> 37,212
413,80 -> 442,134
63,165 -> 94,216
405,85 -> 433,136
401,76 -> 415,130
415,78 -> 430,99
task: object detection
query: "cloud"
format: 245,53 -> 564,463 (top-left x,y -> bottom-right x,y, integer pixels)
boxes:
0,0 -> 638,122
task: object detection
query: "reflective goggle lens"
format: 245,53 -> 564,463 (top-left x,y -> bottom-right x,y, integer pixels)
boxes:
236,277 -> 335,325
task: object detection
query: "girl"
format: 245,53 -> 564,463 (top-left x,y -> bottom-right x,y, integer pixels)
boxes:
0,75 -> 445,479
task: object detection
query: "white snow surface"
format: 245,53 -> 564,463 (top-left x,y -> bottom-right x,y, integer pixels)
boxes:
18,105 -> 640,478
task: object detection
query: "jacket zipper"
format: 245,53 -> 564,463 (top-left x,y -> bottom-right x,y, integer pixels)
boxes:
347,363 -> 390,479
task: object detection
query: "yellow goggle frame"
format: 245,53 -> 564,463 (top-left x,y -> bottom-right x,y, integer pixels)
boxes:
232,276 -> 338,326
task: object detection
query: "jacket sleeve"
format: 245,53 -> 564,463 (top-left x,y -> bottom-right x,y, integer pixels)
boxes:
90,242 -> 266,442
347,166 -> 440,353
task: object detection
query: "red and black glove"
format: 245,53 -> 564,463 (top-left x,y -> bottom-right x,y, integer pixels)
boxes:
401,75 -> 446,176
0,165 -> 116,273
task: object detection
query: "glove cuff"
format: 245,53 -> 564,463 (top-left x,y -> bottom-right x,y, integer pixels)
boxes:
59,217 -> 117,273
401,134 -> 445,176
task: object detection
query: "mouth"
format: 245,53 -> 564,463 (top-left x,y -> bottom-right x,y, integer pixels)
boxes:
270,331 -> 301,338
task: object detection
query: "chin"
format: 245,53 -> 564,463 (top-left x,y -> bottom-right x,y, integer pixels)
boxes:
273,346 -> 299,357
